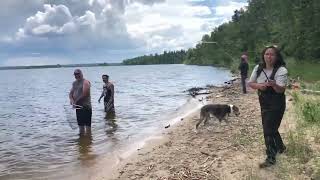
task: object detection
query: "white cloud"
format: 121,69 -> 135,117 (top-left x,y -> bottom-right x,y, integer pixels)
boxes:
181,5 -> 211,17
0,0 -> 248,66
17,4 -> 73,37
16,29 -> 26,40
13,3 -> 135,51
214,1 -> 247,17
125,1 -> 221,53
77,11 -> 96,27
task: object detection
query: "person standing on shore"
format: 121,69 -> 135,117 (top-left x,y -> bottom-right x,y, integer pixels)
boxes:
239,53 -> 249,94
69,69 -> 92,135
98,74 -> 115,117
248,45 -> 288,168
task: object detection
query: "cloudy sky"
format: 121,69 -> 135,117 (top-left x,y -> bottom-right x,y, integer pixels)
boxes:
0,0 -> 247,66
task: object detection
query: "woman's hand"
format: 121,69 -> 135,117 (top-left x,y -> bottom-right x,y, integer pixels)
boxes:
266,80 -> 286,93
258,83 -> 268,91
266,80 -> 276,87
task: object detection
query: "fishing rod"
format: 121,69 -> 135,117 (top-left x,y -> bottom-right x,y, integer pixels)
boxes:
201,41 -> 237,62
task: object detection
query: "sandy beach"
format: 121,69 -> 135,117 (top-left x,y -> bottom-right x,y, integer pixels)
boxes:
91,80 -> 294,180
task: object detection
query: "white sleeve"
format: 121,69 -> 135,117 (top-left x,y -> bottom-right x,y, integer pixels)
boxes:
275,67 -> 288,87
248,65 -> 259,83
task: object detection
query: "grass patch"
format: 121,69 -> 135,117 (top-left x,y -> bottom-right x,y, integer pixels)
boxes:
273,90 -> 320,179
290,91 -> 320,127
286,58 -> 320,82
301,101 -> 320,125
290,91 -> 300,104
276,159 -> 301,180
286,131 -> 313,164
312,159 -> 320,179
303,81 -> 320,91
274,131 -> 314,179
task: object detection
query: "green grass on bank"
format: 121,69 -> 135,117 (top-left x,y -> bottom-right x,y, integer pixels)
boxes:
284,58 -> 320,82
285,58 -> 320,91
293,92 -> 320,128
274,91 -> 320,179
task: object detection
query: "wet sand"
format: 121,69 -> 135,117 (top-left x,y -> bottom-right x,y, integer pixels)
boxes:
91,80 -> 292,180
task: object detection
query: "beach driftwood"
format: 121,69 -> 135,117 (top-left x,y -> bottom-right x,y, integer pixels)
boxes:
186,82 -> 234,97
301,89 -> 320,95
185,87 -> 211,97
224,77 -> 240,85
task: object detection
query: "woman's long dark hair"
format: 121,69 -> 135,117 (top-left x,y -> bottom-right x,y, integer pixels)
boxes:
257,46 -> 286,77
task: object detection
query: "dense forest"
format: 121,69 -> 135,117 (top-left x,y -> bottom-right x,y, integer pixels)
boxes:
123,0 -> 320,70
122,50 -> 186,65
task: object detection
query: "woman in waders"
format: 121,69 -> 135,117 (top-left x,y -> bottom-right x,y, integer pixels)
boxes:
248,45 -> 288,168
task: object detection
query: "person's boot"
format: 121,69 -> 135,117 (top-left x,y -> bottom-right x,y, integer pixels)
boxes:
259,156 -> 276,168
265,135 -> 277,155
260,135 -> 277,168
278,145 -> 287,154
274,132 -> 286,154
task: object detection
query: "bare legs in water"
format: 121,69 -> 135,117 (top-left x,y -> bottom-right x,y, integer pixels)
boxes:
79,126 -> 91,136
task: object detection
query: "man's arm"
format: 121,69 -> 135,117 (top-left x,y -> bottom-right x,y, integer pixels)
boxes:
245,63 -> 249,72
98,87 -> 104,103
69,84 -> 75,105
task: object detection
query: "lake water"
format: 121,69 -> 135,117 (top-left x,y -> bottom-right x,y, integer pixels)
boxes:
0,64 -> 232,180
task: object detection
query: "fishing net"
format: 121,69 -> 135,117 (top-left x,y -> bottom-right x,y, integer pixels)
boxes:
64,104 -> 82,130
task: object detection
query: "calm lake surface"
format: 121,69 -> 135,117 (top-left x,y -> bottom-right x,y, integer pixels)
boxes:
0,64 -> 232,180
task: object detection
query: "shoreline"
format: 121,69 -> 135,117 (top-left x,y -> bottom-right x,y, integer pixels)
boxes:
91,79 -> 298,180
91,110 -> 201,180
89,98 -> 204,180
91,80 -> 263,180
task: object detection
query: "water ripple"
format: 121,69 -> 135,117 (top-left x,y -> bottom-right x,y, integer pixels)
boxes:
0,65 -> 231,180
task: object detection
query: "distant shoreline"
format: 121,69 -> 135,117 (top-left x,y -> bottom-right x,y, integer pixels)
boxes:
0,63 -> 188,70
0,62 -> 123,70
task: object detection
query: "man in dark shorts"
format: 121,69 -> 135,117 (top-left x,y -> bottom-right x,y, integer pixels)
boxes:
69,69 -> 92,135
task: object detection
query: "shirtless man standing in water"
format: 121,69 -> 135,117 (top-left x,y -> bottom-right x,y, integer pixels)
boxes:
98,74 -> 115,118
69,69 -> 92,135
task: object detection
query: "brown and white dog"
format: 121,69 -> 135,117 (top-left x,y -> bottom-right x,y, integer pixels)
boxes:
196,104 -> 240,129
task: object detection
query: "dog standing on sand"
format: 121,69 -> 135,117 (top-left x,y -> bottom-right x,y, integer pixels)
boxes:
196,104 -> 240,129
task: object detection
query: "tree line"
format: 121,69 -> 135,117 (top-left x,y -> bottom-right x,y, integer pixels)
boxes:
123,0 -> 320,68
122,50 -> 186,65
